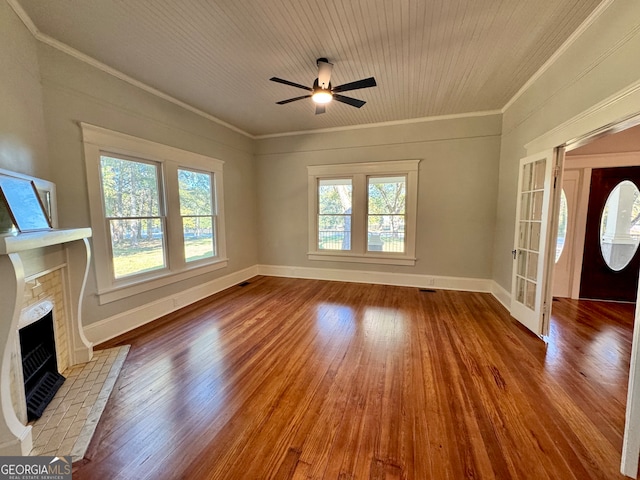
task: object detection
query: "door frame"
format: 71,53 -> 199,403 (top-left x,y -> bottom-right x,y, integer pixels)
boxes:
522,80 -> 640,477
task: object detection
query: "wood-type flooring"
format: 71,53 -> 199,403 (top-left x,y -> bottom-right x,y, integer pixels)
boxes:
72,276 -> 635,479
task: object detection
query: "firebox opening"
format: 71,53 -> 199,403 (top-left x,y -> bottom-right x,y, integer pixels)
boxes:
19,310 -> 65,422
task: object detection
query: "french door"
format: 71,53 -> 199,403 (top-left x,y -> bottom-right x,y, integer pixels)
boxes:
510,149 -> 559,337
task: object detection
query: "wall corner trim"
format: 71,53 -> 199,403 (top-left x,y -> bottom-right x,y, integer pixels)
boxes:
489,281 -> 511,312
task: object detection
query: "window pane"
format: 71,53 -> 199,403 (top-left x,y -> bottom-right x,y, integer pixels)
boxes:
600,180 -> 640,271
179,169 -> 215,262
555,189 -> 568,263
109,218 -> 165,278
100,156 -> 160,217
318,215 -> 351,250
318,178 -> 351,250
100,155 -> 166,279
183,216 -> 215,262
319,179 -> 352,214
368,176 -> 406,253
178,169 -> 213,216
368,176 -> 406,214
368,215 -> 405,252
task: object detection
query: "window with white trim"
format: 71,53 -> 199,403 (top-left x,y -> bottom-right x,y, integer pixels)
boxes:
82,124 -> 227,304
178,168 -> 217,262
100,154 -> 166,279
308,160 -> 419,265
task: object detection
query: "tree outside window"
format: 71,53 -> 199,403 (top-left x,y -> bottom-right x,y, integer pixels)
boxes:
178,168 -> 216,262
318,178 -> 352,250
100,155 -> 165,278
367,176 -> 406,253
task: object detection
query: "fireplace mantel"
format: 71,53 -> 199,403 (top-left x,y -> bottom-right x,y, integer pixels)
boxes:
0,227 -> 93,456
0,228 -> 92,255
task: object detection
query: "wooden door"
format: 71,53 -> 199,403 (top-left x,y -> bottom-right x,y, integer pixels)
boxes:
580,166 -> 640,302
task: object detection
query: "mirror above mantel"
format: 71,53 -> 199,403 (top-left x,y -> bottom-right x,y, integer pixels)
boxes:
0,168 -> 58,235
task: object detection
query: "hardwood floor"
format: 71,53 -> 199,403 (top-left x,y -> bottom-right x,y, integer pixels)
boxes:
73,277 -> 635,479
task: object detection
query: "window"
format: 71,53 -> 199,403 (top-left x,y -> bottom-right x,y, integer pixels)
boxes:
178,168 -> 216,262
368,176 -> 406,253
308,160 -> 419,265
555,189 -> 568,263
82,124 -> 227,304
318,178 -> 352,250
100,155 -> 166,278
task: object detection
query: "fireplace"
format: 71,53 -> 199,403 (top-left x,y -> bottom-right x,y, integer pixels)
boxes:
19,303 -> 65,422
0,228 -> 93,455
0,169 -> 93,455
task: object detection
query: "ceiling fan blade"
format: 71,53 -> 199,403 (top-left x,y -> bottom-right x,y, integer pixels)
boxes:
276,95 -> 311,105
332,77 -> 377,93
270,77 -> 312,91
315,104 -> 326,115
317,59 -> 333,89
333,94 -> 366,108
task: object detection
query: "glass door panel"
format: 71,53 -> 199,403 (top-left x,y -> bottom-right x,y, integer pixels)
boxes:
510,150 -> 556,336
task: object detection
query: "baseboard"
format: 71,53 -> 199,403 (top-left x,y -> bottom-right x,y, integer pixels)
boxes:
257,264 -> 493,293
84,265 -> 258,345
490,281 -> 511,311
84,264 -> 512,345
0,424 -> 32,456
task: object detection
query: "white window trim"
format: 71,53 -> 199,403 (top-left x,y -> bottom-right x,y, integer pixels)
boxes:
81,123 -> 227,304
307,160 -> 420,266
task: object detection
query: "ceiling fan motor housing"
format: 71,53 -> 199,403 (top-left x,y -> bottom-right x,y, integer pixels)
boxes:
316,58 -> 333,89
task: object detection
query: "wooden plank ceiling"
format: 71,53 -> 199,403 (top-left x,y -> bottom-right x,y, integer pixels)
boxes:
16,0 -> 602,136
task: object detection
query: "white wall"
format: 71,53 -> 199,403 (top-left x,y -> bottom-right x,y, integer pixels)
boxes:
35,44 -> 260,326
492,1 -> 640,293
255,114 -> 502,280
0,1 -> 49,177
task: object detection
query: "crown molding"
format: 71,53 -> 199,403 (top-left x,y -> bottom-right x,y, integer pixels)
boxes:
6,0 -> 502,140
502,0 -> 615,114
35,33 -> 256,139
7,0 -> 255,140
7,0 -> 38,36
524,77 -> 640,153
9,0 -> 607,140
255,109 -> 502,140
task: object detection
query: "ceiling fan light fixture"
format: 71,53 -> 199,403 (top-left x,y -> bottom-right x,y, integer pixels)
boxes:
312,89 -> 333,104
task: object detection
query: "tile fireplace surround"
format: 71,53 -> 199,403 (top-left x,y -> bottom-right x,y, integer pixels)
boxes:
0,227 -> 93,456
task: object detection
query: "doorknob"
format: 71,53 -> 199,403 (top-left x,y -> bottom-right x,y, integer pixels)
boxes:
512,249 -> 517,259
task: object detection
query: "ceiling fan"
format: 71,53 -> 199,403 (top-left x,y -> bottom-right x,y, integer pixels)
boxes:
270,58 -> 377,114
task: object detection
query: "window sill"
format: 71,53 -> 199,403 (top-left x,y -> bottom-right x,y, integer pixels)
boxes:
96,258 -> 228,304
307,252 -> 416,266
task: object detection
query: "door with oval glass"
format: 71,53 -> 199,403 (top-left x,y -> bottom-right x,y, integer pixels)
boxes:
580,166 -> 640,302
